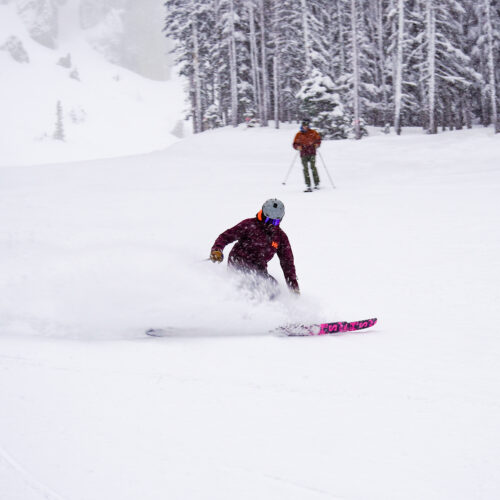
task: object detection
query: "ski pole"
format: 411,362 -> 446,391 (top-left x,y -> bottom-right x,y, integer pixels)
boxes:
318,150 -> 336,189
282,152 -> 298,185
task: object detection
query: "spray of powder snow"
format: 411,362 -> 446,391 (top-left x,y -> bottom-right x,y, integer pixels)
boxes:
0,246 -> 330,340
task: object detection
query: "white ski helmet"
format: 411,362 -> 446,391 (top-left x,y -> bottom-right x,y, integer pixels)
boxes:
261,198 -> 285,223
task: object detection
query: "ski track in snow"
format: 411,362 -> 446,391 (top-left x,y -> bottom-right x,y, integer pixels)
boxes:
258,471 -> 349,500
0,443 -> 67,500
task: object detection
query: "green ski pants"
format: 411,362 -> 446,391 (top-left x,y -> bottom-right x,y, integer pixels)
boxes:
301,155 -> 320,187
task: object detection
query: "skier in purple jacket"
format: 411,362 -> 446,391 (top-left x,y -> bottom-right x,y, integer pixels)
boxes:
210,199 -> 300,294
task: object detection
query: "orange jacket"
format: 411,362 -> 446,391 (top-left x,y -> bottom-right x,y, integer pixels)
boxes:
293,129 -> 321,157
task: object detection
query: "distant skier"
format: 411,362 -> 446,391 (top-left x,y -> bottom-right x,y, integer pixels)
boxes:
210,199 -> 300,295
293,118 -> 321,192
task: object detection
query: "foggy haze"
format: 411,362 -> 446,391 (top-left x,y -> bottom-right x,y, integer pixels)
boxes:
5,0 -> 174,80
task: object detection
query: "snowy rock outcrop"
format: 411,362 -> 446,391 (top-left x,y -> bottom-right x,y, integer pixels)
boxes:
3,0 -> 172,80
0,35 -> 30,62
79,0 -> 171,80
79,0 -> 125,65
16,0 -> 61,48
56,52 -> 71,67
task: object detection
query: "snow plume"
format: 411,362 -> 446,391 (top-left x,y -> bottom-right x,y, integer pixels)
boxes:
1,125 -> 343,341
1,238 -> 322,341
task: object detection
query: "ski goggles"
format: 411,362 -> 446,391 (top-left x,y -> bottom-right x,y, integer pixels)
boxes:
258,209 -> 282,226
265,216 -> 281,226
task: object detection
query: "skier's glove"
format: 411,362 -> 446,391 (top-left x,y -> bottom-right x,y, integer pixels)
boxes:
210,249 -> 223,263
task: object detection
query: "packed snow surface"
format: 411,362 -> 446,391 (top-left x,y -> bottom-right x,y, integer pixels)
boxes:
1,125 -> 500,500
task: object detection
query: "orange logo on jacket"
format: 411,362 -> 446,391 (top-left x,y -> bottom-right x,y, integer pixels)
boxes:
271,241 -> 279,249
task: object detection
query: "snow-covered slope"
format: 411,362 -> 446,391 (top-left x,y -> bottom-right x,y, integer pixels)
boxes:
1,125 -> 500,499
0,1 -> 185,167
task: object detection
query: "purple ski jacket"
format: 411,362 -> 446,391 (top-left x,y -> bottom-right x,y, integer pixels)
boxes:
211,216 -> 299,291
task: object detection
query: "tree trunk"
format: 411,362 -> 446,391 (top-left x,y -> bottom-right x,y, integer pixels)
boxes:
228,0 -> 238,127
480,56 -> 490,126
300,0 -> 312,73
394,0 -> 404,135
337,1 -> 346,77
426,0 -> 437,134
327,3 -> 336,79
418,69 -> 428,130
464,89 -> 472,129
351,0 -> 361,139
456,95 -> 464,130
272,0 -> 280,128
259,0 -> 269,126
248,3 -> 261,122
375,0 -> 388,126
447,96 -> 454,131
273,54 -> 280,128
485,0 -> 499,132
214,0 -> 224,125
191,10 -> 202,133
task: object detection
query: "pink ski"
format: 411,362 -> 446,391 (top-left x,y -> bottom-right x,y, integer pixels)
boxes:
278,318 -> 377,336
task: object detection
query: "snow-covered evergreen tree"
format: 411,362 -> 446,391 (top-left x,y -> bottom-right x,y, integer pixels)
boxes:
479,0 -> 499,132
364,0 -> 390,126
57,53 -> 71,68
163,0 -> 497,135
420,0 -> 480,133
203,103 -> 223,129
165,0 -> 216,133
297,70 -> 367,139
269,0 -> 306,124
229,0 -> 240,126
0,35 -> 30,62
53,100 -> 65,141
246,0 -> 262,124
69,67 -> 80,81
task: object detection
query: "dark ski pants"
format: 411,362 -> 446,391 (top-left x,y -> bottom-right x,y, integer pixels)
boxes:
301,155 -> 320,187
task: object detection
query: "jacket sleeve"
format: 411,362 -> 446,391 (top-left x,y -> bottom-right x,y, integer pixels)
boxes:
313,130 -> 322,147
292,132 -> 302,150
277,231 -> 299,291
212,219 -> 251,252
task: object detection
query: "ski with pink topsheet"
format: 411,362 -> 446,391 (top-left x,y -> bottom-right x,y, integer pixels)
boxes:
276,317 -> 377,336
145,318 -> 377,338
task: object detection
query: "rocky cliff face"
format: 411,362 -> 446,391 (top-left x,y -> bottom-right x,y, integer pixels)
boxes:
3,0 -> 173,80
16,0 -> 60,48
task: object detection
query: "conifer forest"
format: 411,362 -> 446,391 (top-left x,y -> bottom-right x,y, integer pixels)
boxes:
165,0 -> 500,138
